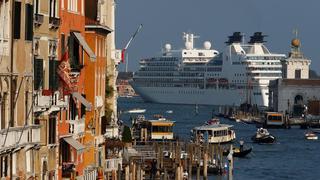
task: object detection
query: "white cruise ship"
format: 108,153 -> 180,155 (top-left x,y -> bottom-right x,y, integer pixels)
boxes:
131,32 -> 286,107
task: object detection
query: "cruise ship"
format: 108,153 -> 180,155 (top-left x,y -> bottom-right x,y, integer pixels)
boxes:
131,32 -> 286,107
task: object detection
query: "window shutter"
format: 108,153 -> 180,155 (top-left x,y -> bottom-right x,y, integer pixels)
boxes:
49,60 -> 59,91
25,4 -> 33,41
34,59 -> 43,90
13,1 -> 21,39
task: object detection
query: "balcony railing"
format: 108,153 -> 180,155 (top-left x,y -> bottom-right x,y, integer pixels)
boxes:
34,91 -> 68,113
104,126 -> 119,139
69,117 -> 85,137
105,158 -> 122,172
49,17 -> 61,29
34,14 -> 44,26
0,125 -> 41,151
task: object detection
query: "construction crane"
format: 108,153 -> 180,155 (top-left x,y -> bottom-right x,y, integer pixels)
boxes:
121,24 -> 143,63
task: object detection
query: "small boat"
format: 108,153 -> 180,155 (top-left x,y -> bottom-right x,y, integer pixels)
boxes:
127,108 -> 146,113
206,118 -> 220,125
166,110 -> 173,114
251,128 -> 276,144
305,131 -> 318,140
223,147 -> 252,158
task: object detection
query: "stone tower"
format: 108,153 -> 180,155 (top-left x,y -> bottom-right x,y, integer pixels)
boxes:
282,34 -> 311,79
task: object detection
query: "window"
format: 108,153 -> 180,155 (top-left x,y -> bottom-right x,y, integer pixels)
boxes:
0,93 -> 7,130
49,0 -> 58,18
49,60 -> 59,91
60,140 -> 71,163
34,0 -> 40,14
295,69 -> 301,79
0,156 -> 8,177
13,1 -> 21,39
68,0 -> 77,12
48,117 -> 56,144
34,59 -> 43,90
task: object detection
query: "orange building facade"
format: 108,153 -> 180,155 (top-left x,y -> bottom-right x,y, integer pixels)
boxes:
58,0 -> 95,179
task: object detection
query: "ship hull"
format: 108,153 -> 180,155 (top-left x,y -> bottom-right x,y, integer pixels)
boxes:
132,85 -> 267,107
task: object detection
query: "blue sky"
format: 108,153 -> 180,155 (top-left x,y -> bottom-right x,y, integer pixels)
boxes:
116,0 -> 320,72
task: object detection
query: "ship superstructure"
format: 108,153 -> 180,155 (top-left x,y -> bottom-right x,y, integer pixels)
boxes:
131,32 -> 286,107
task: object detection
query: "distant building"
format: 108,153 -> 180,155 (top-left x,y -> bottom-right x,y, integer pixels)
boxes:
116,72 -> 137,97
269,36 -> 320,117
282,37 -> 311,79
269,79 -> 320,116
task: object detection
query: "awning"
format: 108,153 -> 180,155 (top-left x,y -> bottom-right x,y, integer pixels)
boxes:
72,32 -> 96,61
72,92 -> 92,111
63,137 -> 85,153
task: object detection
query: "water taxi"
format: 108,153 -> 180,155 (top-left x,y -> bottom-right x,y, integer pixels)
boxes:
191,122 -> 236,144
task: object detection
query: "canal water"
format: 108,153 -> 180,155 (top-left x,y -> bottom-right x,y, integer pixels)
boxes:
118,97 -> 320,180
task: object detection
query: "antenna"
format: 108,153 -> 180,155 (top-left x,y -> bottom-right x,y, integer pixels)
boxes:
293,28 -> 298,38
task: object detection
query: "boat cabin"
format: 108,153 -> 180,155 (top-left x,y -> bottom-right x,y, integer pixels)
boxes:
132,116 -> 175,142
149,118 -> 175,140
264,112 -> 285,127
191,124 -> 236,144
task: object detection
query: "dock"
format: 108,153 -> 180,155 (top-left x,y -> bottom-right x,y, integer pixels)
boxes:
122,141 -> 232,180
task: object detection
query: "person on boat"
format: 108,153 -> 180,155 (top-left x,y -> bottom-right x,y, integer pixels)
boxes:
239,140 -> 244,151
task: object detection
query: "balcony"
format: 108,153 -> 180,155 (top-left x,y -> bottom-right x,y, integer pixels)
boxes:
104,125 -> 119,139
34,14 -> 44,26
85,17 -> 113,35
69,117 -> 85,137
49,17 -> 61,29
0,125 -> 41,152
34,91 -> 68,113
105,158 -> 122,172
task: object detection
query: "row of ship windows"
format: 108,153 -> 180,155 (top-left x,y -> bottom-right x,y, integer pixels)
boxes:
207,74 -> 221,77
245,61 -> 282,65
140,67 -> 176,71
247,67 -> 282,71
140,62 -> 177,66
142,57 -> 179,62
246,56 -> 284,60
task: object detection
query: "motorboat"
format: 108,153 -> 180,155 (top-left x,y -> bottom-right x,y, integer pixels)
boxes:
305,131 -> 318,140
166,110 -> 173,114
206,118 -> 220,125
251,128 -> 276,143
127,108 -> 146,114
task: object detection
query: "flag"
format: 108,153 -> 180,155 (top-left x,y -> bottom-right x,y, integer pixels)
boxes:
121,49 -> 126,63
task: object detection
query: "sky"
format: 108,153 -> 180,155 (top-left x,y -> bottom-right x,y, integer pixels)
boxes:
115,0 -> 320,73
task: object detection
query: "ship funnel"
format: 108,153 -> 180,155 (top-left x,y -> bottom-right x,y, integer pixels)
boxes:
248,32 -> 267,44
225,32 -> 243,45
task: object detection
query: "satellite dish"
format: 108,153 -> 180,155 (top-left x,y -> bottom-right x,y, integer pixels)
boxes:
165,43 -> 172,51
203,41 -> 211,50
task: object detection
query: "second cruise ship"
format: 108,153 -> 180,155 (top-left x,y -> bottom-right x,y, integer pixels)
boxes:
131,32 -> 286,107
